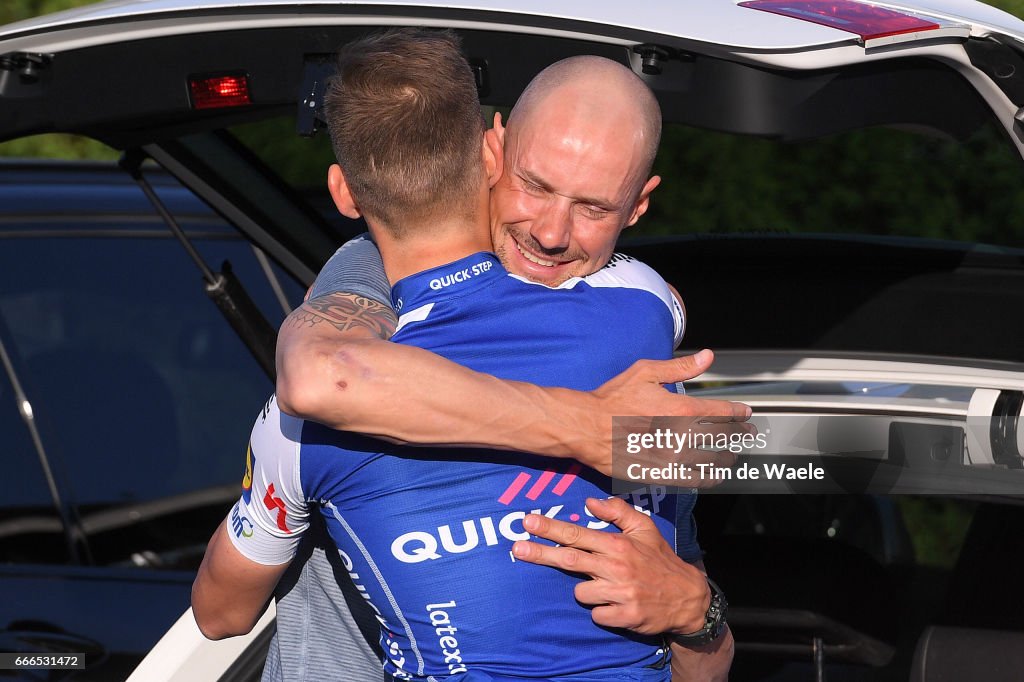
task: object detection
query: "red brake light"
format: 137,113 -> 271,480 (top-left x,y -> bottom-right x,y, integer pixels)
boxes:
189,74 -> 252,110
739,0 -> 941,41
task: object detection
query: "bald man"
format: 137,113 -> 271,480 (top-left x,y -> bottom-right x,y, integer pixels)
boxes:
488,56 -> 662,286
267,52 -> 738,681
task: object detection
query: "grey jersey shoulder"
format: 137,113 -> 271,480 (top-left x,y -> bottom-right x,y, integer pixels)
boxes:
309,233 -> 390,307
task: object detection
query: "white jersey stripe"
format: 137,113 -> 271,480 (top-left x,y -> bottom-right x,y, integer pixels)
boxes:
395,302 -> 435,333
507,253 -> 686,348
328,502 -> 427,677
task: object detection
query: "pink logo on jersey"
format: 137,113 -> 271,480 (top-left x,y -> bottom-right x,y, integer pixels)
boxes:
497,463 -> 581,505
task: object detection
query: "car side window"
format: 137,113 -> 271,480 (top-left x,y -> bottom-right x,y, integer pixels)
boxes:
0,212 -> 302,568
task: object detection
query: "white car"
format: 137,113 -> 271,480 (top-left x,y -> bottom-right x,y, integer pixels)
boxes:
2,0 -> 1023,680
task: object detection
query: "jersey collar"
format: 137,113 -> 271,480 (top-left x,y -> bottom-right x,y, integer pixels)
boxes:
391,252 -> 505,313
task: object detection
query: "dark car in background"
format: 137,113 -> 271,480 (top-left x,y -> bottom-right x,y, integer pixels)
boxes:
2,0 -> 1024,680
0,161 -> 306,679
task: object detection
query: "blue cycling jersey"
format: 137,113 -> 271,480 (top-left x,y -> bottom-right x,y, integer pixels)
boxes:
232,251 -> 690,680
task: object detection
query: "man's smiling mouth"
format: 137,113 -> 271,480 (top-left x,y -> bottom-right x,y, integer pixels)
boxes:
514,238 -> 559,267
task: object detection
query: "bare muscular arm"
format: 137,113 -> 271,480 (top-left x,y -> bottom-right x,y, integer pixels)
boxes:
191,519 -> 289,640
275,292 -> 748,477
670,627 -> 734,682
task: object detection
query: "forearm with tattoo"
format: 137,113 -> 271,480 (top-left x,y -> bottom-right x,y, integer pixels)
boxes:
285,292 -> 397,340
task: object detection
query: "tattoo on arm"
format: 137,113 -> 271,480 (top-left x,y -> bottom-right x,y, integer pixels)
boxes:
286,292 -> 397,340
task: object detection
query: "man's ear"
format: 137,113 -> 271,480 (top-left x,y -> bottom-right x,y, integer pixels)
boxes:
624,175 -> 661,227
483,126 -> 504,189
491,111 -> 506,146
327,164 -> 362,219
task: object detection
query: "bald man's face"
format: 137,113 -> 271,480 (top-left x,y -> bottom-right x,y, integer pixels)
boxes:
489,109 -> 659,286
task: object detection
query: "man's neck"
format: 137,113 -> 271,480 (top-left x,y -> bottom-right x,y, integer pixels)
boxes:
379,229 -> 492,284
371,190 -> 493,285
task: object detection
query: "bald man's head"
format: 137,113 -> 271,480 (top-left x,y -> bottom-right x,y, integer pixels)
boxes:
508,56 -> 661,185
487,55 -> 663,286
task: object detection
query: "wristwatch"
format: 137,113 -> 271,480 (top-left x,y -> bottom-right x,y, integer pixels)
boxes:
673,578 -> 728,646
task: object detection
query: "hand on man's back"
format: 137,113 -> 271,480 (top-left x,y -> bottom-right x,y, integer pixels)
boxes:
586,349 -> 752,481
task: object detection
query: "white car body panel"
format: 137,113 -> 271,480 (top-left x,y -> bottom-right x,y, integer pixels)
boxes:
2,0 -> 1022,163
125,604 -> 276,682
0,14 -> 642,55
0,0 -> 866,50
700,350 -> 1024,392
2,0 -> 1023,54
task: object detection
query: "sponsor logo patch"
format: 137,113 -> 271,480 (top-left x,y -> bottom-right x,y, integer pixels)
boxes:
263,482 -> 291,534
231,503 -> 254,539
241,444 -> 255,504
497,462 -> 581,505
